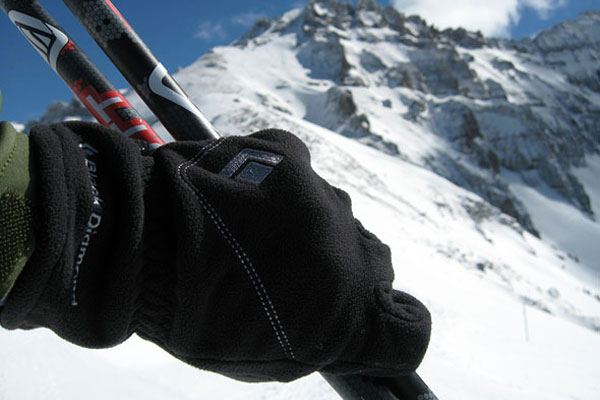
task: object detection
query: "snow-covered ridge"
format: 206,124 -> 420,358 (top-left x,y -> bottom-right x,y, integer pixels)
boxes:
515,9 -> 600,109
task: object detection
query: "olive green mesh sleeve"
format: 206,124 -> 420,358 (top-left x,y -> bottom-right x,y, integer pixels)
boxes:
0,121 -> 35,303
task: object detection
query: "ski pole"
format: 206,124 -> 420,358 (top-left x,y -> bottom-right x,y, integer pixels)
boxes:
323,372 -> 437,400
0,0 -> 164,148
61,1 -> 437,399
61,0 -> 219,142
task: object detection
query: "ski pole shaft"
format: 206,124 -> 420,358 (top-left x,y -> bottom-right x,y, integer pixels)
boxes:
323,372 -> 437,400
0,0 -> 164,147
61,0 -> 219,142
323,373 -> 399,400
378,373 -> 438,399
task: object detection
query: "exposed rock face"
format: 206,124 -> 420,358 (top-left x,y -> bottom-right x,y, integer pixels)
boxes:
25,97 -> 93,132
304,86 -> 400,155
274,1 -> 599,233
528,10 -> 600,92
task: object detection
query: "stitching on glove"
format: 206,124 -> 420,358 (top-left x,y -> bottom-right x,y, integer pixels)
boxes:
177,139 -> 296,361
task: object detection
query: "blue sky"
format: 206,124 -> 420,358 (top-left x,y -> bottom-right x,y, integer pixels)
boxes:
0,0 -> 596,123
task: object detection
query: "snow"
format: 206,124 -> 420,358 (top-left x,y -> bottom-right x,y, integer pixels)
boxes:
8,121 -> 25,132
0,329 -> 337,400
312,3 -> 331,18
574,155 -> 600,219
404,21 -> 421,37
507,172 -> 600,289
2,3 -> 600,400
357,10 -> 381,27
463,47 -> 573,106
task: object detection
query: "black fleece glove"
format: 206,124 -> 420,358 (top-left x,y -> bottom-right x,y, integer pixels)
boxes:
0,121 -> 431,382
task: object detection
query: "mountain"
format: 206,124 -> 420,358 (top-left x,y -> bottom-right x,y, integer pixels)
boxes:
149,0 -> 600,285
9,1 -> 600,399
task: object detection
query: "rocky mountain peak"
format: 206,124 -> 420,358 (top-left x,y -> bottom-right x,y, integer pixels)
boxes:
301,0 -> 437,39
533,9 -> 600,51
512,9 -> 600,92
24,97 -> 93,132
357,0 -> 379,11
227,1 -> 600,235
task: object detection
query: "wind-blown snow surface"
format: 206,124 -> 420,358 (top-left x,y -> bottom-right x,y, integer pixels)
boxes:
3,1 -> 600,399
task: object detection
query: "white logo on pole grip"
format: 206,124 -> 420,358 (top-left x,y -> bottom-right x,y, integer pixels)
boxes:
149,63 -> 208,120
8,11 -> 69,72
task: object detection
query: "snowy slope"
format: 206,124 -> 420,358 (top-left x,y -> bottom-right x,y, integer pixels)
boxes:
3,1 -> 600,399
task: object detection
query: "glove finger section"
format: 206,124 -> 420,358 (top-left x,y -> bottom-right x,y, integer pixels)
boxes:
331,186 -> 353,208
359,282 -> 431,376
322,233 -> 429,377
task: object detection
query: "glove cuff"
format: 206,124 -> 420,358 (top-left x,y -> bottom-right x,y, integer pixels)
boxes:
0,122 -> 35,303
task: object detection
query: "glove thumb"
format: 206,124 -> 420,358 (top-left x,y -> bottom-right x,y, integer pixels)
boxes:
327,282 -> 431,377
